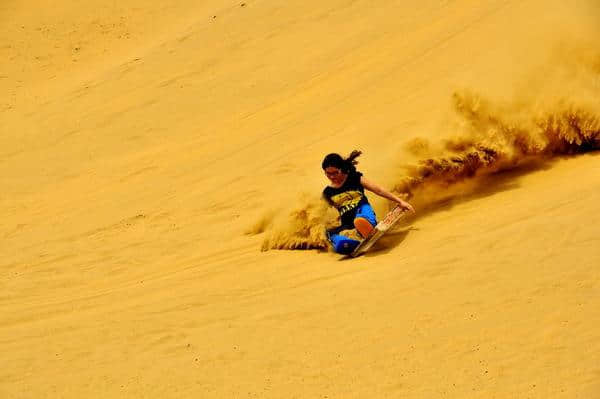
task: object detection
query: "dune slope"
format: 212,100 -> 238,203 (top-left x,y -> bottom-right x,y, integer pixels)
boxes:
2,0 -> 599,398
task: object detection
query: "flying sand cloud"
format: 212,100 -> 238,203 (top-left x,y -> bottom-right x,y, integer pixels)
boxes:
255,47 -> 600,251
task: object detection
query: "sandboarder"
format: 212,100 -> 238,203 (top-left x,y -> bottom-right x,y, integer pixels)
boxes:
322,150 -> 414,254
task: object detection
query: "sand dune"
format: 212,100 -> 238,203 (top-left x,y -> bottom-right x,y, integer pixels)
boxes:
2,0 -> 600,398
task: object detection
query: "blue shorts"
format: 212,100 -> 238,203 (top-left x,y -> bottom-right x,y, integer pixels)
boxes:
354,202 -> 377,226
327,203 -> 377,254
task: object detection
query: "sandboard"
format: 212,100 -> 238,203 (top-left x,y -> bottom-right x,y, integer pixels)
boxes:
350,205 -> 407,257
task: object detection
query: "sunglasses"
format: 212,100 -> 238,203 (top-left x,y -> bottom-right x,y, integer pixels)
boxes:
325,169 -> 343,178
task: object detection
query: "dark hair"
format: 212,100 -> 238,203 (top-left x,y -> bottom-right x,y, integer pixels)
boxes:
321,150 -> 362,174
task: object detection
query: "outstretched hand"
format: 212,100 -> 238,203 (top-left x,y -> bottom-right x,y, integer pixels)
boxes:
360,176 -> 415,214
397,199 -> 415,213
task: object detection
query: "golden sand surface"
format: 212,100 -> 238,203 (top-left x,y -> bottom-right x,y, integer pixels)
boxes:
2,0 -> 599,397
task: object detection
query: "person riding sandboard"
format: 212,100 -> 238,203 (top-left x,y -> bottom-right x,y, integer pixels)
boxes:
321,150 -> 414,255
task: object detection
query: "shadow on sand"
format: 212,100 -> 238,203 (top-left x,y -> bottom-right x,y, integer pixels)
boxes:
408,157 -> 555,221
350,157 -> 563,258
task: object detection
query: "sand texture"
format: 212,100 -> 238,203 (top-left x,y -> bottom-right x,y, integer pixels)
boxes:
2,0 -> 600,397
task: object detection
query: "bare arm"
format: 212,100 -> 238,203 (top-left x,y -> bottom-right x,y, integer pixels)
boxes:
361,176 -> 415,213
